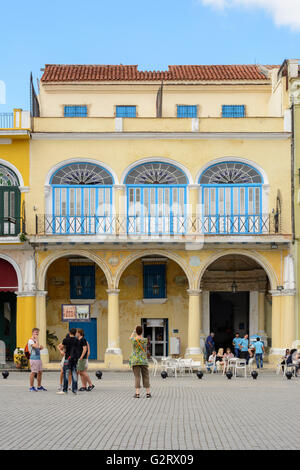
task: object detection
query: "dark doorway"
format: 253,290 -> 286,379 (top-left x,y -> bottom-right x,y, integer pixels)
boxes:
210,292 -> 249,352
0,292 -> 16,360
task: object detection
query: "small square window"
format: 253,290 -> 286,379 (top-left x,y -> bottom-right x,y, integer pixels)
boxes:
64,105 -> 87,117
70,265 -> 95,299
116,106 -> 136,118
143,264 -> 166,299
222,105 -> 245,118
177,105 -> 197,118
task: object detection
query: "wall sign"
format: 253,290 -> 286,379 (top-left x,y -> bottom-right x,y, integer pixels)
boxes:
61,304 -> 90,322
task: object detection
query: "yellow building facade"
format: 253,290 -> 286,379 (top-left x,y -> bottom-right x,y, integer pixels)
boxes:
0,62 -> 299,366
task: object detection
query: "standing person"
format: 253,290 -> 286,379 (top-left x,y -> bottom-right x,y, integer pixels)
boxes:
205,333 -> 215,361
57,328 -> 80,395
76,329 -> 95,392
251,337 -> 265,369
28,328 -> 47,392
129,325 -> 151,398
57,337 -> 71,391
232,333 -> 241,358
239,334 -> 249,362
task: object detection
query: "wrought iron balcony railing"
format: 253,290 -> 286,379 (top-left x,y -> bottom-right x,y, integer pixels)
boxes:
35,213 -> 280,237
0,217 -> 25,236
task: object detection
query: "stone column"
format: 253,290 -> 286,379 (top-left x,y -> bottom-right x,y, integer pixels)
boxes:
268,290 -> 284,364
281,290 -> 296,349
36,291 -> 49,364
186,289 -> 203,360
258,291 -> 267,342
249,291 -> 258,337
105,289 -> 123,368
16,292 -> 37,350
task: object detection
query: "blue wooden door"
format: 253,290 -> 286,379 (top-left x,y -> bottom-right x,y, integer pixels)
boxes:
69,318 -> 97,359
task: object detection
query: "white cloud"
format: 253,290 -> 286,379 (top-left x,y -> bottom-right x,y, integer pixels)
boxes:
201,0 -> 300,30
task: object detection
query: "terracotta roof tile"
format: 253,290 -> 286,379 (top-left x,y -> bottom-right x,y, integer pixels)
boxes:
41,64 -> 270,82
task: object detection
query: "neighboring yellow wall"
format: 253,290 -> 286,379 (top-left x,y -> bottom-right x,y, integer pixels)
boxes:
293,104 -> 300,339
0,138 -> 29,187
16,296 -> 36,348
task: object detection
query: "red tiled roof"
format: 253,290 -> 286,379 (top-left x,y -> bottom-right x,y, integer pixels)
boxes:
41,64 -> 270,82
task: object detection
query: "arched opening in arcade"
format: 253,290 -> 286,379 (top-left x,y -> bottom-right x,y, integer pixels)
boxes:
44,254 -> 109,361
0,258 -> 19,359
117,254 -> 190,361
201,254 -> 271,353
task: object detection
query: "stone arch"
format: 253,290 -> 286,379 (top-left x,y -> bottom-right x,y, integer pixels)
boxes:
0,253 -> 23,292
37,250 -> 113,291
120,157 -> 193,185
0,159 -> 25,188
196,250 -> 278,291
114,250 -> 194,289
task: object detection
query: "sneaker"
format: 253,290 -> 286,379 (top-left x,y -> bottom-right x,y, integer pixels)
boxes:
57,385 -> 62,391
56,390 -> 67,395
37,386 -> 47,391
79,387 -> 87,392
29,387 -> 38,392
87,385 -> 95,392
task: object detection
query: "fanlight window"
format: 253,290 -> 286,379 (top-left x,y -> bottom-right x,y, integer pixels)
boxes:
0,165 -> 19,186
125,162 -> 188,235
125,163 -> 188,185
50,163 -> 113,235
51,163 -> 113,186
199,162 -> 264,235
200,162 -> 262,185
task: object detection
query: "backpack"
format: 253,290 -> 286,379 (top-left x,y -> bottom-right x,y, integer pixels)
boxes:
24,341 -> 31,360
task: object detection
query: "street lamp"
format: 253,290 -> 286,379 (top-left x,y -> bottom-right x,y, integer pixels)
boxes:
231,281 -> 238,294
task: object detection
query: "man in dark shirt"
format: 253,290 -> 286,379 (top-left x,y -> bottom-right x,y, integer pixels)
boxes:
205,333 -> 215,361
76,328 -> 95,392
57,328 -> 80,395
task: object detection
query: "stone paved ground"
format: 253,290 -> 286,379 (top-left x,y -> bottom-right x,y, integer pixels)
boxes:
0,370 -> 299,450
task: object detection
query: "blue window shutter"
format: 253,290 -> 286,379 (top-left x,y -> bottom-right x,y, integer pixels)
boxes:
70,265 -> 95,299
177,105 -> 197,118
143,265 -> 166,299
222,105 -> 245,118
64,106 -> 87,117
116,106 -> 136,118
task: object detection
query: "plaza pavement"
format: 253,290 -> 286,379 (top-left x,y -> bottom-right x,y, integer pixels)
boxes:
0,370 -> 299,450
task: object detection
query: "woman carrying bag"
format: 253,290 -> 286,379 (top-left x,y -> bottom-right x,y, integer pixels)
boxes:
129,325 -> 151,398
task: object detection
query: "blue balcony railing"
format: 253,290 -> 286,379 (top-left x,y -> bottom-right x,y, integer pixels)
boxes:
0,113 -> 14,129
36,213 -> 278,236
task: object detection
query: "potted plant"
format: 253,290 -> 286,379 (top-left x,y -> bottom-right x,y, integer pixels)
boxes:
14,348 -> 28,369
47,330 -> 58,351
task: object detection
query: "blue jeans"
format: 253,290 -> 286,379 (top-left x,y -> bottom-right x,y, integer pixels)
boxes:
255,353 -> 263,369
63,360 -> 78,393
234,348 -> 240,358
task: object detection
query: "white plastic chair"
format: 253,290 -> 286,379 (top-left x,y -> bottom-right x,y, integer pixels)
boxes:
150,356 -> 158,376
165,359 -> 178,378
235,359 -> 247,377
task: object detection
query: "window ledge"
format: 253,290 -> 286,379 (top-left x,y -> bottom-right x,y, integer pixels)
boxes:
70,299 -> 95,305
142,298 -> 167,304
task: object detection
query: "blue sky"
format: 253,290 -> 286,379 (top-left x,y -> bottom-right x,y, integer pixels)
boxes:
0,0 -> 300,112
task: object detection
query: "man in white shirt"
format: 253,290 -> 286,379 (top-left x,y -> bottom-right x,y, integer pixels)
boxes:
28,328 -> 47,392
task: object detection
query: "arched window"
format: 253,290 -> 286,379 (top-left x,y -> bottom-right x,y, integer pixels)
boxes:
125,162 -> 188,235
0,165 -> 20,236
50,163 -> 113,234
199,162 -> 264,234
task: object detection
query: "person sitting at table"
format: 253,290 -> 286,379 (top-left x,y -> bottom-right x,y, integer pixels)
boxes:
292,349 -> 300,376
223,348 -> 234,360
281,349 -> 290,372
215,348 -> 224,370
206,351 -> 217,373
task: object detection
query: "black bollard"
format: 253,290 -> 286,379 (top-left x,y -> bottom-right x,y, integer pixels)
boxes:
286,371 -> 293,380
226,370 -> 233,380
161,370 -> 167,379
196,371 -> 203,379
251,370 -> 258,380
2,371 -> 9,379
95,371 -> 103,380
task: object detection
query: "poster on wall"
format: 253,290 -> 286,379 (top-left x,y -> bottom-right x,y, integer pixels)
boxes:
61,304 -> 91,322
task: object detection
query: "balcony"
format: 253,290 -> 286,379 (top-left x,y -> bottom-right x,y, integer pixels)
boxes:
0,217 -> 25,237
0,109 -> 30,130
35,213 -> 282,240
